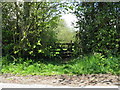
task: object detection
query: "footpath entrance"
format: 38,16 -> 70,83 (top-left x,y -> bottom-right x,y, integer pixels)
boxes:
50,42 -> 75,58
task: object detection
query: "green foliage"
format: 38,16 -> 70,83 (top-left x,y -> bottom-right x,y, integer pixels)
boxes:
55,19 -> 76,43
2,54 -> 120,75
2,2 -> 119,76
2,2 -> 63,60
74,2 -> 120,56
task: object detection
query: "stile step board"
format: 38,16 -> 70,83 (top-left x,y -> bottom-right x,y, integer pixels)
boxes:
49,42 -> 74,58
50,50 -> 74,52
55,43 -> 74,45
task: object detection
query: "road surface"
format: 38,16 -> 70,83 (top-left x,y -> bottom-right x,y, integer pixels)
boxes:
0,83 -> 119,89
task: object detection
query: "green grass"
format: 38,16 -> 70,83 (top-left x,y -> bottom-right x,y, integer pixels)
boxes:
1,53 -> 120,75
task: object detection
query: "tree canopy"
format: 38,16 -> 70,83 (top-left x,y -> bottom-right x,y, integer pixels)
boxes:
73,2 -> 120,56
2,2 -> 120,61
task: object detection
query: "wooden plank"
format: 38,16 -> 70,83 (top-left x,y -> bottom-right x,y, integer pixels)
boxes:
55,43 -> 74,45
50,48 -> 62,50
49,42 -> 74,58
50,49 -> 74,52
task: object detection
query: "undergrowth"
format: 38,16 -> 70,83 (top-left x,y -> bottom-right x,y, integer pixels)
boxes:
1,53 -> 120,75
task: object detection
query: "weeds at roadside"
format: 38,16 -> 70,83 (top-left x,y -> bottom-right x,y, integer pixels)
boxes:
1,54 -> 120,76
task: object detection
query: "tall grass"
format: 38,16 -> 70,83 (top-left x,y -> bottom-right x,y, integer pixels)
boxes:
1,53 -> 120,75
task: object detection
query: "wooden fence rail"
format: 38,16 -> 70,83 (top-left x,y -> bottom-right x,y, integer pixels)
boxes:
50,42 -> 75,58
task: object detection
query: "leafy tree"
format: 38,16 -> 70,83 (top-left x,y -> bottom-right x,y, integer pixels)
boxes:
55,19 -> 76,43
74,2 -> 120,56
2,2 -> 63,60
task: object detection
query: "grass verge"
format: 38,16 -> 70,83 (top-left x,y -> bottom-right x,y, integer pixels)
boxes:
1,53 -> 120,75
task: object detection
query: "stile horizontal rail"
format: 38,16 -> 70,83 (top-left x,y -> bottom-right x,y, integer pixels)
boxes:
49,42 -> 74,58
